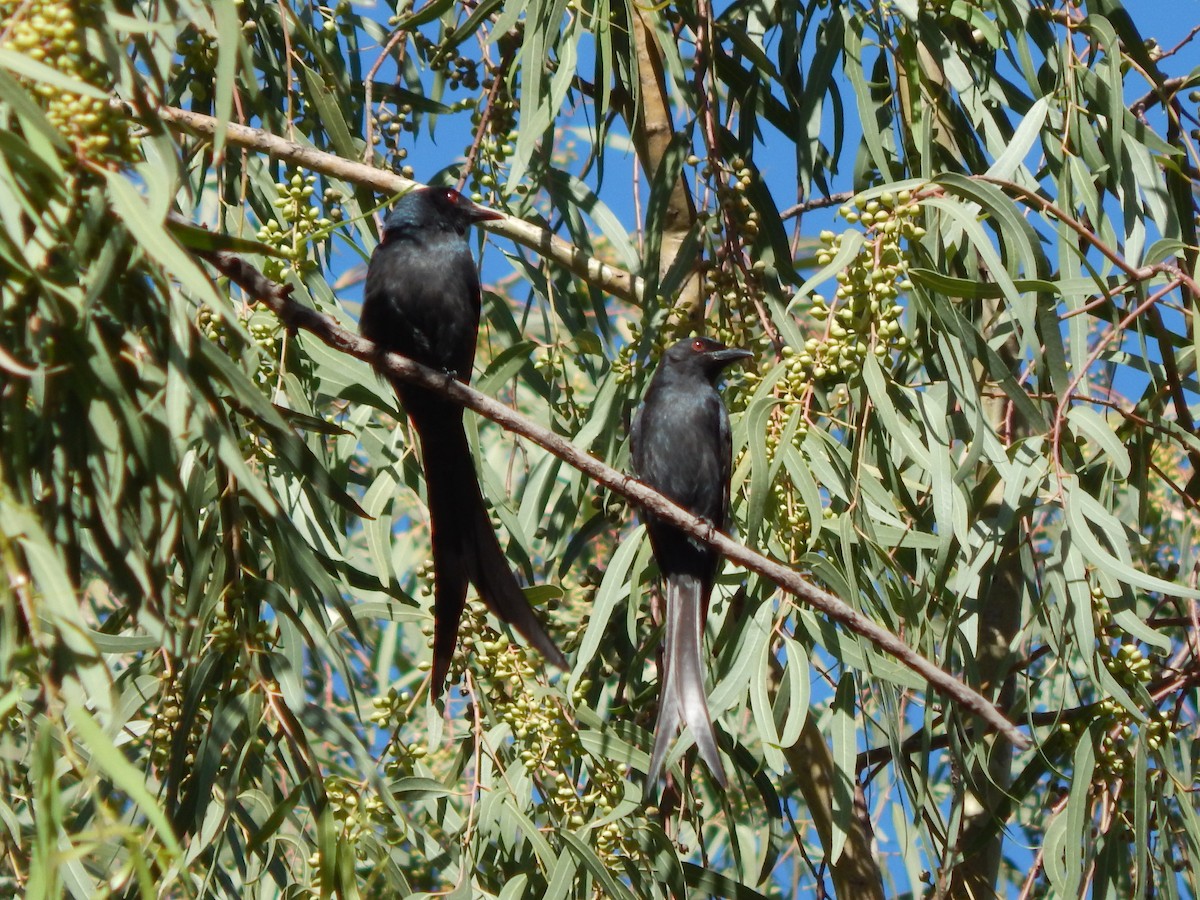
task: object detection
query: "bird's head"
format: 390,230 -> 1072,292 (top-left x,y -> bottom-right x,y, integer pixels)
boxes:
381,186 -> 504,238
664,336 -> 754,381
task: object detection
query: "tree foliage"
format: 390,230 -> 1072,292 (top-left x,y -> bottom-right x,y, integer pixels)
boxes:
1,0 -> 1199,897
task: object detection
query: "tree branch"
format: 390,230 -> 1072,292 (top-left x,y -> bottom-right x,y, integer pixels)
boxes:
196,246 -> 1030,751
150,103 -> 645,306
625,6 -> 703,329
780,192 -> 856,220
1129,74 -> 1189,119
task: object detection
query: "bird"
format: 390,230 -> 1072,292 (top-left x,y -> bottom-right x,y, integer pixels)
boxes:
360,186 -> 567,700
631,336 -> 751,795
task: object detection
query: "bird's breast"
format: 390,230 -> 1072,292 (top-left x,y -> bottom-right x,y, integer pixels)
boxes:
363,236 -> 482,377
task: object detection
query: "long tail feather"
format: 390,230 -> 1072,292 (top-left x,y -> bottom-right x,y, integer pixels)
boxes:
645,573 -> 728,795
468,500 -> 568,670
416,401 -> 565,698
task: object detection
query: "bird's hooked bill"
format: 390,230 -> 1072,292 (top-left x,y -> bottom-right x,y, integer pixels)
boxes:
709,346 -> 753,366
447,189 -> 504,223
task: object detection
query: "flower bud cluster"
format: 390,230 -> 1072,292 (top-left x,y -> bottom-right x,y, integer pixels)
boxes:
611,320 -> 669,387
533,342 -> 587,430
689,154 -> 763,243
441,600 -> 649,865
174,25 -> 218,105
321,776 -> 402,855
414,28 -> 482,93
0,0 -> 137,166
687,155 -> 771,351
257,171 -> 335,282
370,686 -> 431,780
370,106 -> 415,177
792,190 -> 921,391
1060,593 -> 1174,783
1094,642 -> 1170,779
466,55 -> 523,204
145,672 -> 226,788
196,302 -> 283,399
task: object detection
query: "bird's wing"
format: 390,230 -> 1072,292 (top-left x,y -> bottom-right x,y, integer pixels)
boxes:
716,396 -> 733,531
362,233 -> 480,377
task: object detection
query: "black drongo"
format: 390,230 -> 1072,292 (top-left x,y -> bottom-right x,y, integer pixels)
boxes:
632,336 -> 751,794
360,186 -> 566,699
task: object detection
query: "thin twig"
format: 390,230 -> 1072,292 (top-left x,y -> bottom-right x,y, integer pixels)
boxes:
1129,74 -> 1189,119
780,191 -> 856,220
1049,279 -> 1181,478
363,28 -> 411,167
972,175 -> 1200,297
458,40 -> 514,193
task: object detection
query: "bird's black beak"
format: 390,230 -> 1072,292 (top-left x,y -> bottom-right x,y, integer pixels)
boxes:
710,346 -> 754,369
456,194 -> 505,224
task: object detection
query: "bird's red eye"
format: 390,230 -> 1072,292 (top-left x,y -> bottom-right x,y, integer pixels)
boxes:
439,188 -> 461,204
692,338 -> 706,351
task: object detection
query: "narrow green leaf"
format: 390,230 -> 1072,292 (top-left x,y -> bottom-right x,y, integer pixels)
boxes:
543,851 -> 576,900
1066,406 -> 1131,479
681,863 -> 773,900
296,59 -> 361,160
560,830 -> 638,900
103,171 -> 223,307
985,95 -> 1048,183
829,674 -> 858,864
65,703 -> 182,857
1065,479 -> 1197,597
750,620 -> 785,773
209,0 -> 241,158
776,636 -> 810,748
0,49 -> 109,98
569,526 -> 647,694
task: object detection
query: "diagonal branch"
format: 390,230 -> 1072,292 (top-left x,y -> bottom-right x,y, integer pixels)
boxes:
197,246 -> 1030,751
